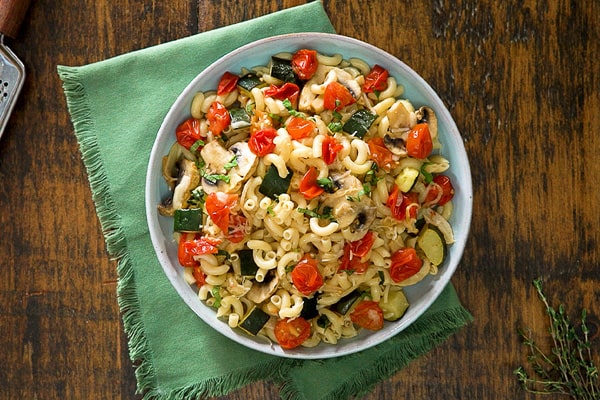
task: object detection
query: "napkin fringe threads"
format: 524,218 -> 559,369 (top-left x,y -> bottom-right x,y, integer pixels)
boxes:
57,63 -> 299,399
57,65 -> 160,392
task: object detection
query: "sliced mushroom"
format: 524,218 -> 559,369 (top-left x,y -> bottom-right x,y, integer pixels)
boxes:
415,106 -> 438,141
200,140 -> 258,194
172,159 -> 200,209
246,272 -> 280,304
161,142 -> 197,191
386,100 -> 413,130
158,157 -> 200,216
321,172 -> 376,241
334,67 -> 362,100
383,134 -> 407,156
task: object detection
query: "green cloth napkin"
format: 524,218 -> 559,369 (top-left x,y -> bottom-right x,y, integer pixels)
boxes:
57,2 -> 473,399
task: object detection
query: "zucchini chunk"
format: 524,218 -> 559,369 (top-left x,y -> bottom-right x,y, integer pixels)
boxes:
259,164 -> 292,199
417,224 -> 447,266
238,306 -> 270,336
173,208 -> 203,232
270,56 -> 297,83
332,290 -> 362,315
342,109 -> 377,138
238,249 -> 259,277
237,72 -> 263,93
229,107 -> 251,130
395,167 -> 420,193
300,296 -> 319,320
379,289 -> 409,321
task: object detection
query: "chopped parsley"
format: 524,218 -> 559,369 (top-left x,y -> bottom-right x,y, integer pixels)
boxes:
223,156 -> 238,171
282,98 -> 306,118
420,162 -> 433,184
211,286 -> 222,308
298,205 -> 335,220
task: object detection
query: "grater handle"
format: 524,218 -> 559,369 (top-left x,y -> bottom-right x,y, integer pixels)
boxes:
0,0 -> 31,38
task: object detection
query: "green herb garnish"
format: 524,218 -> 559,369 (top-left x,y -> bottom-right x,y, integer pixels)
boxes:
420,162 -> 434,184
189,139 -> 205,154
514,278 -> 599,399
282,98 -> 305,117
211,286 -> 222,308
224,156 -> 238,171
328,122 -> 343,132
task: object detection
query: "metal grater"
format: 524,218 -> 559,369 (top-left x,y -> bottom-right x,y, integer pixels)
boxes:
0,0 -> 31,141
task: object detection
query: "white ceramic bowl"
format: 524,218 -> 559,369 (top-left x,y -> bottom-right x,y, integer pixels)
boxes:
146,33 -> 472,359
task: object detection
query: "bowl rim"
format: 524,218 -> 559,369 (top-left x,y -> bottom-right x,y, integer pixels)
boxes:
145,32 -> 473,359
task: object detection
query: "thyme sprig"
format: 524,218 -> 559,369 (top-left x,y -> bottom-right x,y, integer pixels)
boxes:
514,278 -> 599,399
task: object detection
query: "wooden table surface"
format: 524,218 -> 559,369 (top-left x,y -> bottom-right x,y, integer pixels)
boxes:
2,1 -> 598,399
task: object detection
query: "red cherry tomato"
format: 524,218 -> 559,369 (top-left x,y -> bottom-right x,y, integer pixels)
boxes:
205,192 -> 238,234
286,116 -> 316,140
274,317 -> 312,349
291,49 -> 319,80
227,214 -> 248,243
322,136 -> 343,164
291,254 -> 324,295
389,247 -> 423,283
248,127 -> 277,156
206,101 -> 230,136
362,65 -> 389,93
350,301 -> 384,331
424,175 -> 455,206
367,137 -> 396,171
386,185 -> 419,221
217,71 -> 239,95
323,81 -> 356,111
406,123 -> 433,159
339,245 -> 369,273
192,266 -> 206,287
349,231 -> 375,258
175,118 -> 204,150
177,233 -> 221,267
264,83 -> 300,105
299,166 -> 324,200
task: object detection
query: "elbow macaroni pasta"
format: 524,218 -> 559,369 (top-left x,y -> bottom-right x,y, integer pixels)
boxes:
161,48 -> 455,350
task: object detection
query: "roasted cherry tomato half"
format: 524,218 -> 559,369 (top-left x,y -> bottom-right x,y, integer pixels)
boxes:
286,116 -> 316,140
386,185 -> 419,221
350,300 -> 384,330
217,71 -> 239,96
177,233 -> 221,267
264,82 -> 300,105
175,117 -> 204,150
248,127 -> 277,156
291,254 -> 324,295
205,192 -> 238,234
367,137 -> 396,171
389,247 -> 423,283
323,81 -> 356,111
406,123 -> 433,159
362,64 -> 389,93
322,136 -> 343,165
424,175 -> 455,206
291,49 -> 319,80
206,101 -> 231,136
274,317 -> 312,349
299,166 -> 324,200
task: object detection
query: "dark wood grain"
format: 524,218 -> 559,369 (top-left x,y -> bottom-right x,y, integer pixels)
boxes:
1,0 -> 598,399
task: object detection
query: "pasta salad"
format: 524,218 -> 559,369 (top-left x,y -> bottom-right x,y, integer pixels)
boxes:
158,48 -> 456,349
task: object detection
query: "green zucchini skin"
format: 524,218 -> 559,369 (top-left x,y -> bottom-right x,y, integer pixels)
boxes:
300,296 -> 319,320
259,164 -> 292,199
238,306 -> 270,336
342,109 -> 377,138
270,56 -> 298,84
332,290 -> 362,315
173,208 -> 203,232
237,72 -> 263,92
238,249 -> 259,277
